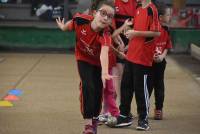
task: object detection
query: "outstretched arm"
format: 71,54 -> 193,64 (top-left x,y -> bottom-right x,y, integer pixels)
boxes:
100,46 -> 116,88
125,30 -> 160,39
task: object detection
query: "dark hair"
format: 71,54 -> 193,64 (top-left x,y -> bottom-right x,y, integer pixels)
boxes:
155,1 -> 167,16
91,0 -> 115,11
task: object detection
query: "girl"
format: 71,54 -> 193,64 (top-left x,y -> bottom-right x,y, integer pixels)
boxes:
56,1 -> 115,133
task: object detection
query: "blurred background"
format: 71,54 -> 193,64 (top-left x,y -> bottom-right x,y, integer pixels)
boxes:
0,0 -> 199,53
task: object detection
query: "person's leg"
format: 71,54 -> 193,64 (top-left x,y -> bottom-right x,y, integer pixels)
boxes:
154,60 -> 166,110
102,81 -> 109,114
113,33 -> 128,105
92,65 -> 103,133
98,80 -> 109,123
148,65 -> 154,98
108,61 -> 134,127
78,61 -> 97,133
134,64 -> 151,131
112,63 -> 124,104
93,65 -> 103,118
99,68 -> 119,124
105,68 -> 119,117
119,61 -> 134,116
154,60 -> 166,120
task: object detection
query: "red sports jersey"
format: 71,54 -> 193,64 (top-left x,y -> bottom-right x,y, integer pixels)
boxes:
109,48 -> 116,69
126,3 -> 161,67
68,13 -> 112,66
154,26 -> 172,55
114,0 -> 137,28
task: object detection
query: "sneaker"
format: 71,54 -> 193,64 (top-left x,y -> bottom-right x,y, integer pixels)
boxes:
98,113 -> 109,123
106,115 -> 133,128
105,115 -> 117,126
154,109 -> 163,120
136,119 -> 150,131
82,124 -> 95,134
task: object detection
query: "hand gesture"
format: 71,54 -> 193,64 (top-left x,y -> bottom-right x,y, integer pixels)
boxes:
124,45 -> 129,52
157,55 -> 164,62
56,17 -> 65,30
122,19 -> 133,34
124,30 -> 136,40
123,19 -> 133,27
101,73 -> 118,88
153,54 -> 164,63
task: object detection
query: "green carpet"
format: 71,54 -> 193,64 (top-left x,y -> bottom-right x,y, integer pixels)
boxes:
0,27 -> 75,49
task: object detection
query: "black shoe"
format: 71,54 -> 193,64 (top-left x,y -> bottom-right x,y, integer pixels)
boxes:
106,115 -> 133,128
136,119 -> 150,131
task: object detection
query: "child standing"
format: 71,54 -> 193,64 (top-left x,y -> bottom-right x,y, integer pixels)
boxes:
112,0 -> 137,104
107,0 -> 161,130
84,0 -> 125,125
56,1 -> 115,134
100,0 -> 137,122
148,2 -> 172,120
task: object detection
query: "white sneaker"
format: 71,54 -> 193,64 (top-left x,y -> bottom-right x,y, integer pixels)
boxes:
98,113 -> 110,122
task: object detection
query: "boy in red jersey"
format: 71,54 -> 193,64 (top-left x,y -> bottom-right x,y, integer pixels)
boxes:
107,0 -> 161,130
148,2 -> 172,120
56,1 -> 115,134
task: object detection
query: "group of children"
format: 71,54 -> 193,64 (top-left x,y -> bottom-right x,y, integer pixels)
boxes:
56,0 -> 172,133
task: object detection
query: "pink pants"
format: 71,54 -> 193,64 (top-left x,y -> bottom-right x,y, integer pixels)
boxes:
103,69 -> 119,117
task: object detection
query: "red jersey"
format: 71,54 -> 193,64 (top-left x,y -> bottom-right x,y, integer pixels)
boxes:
126,3 -> 161,67
114,0 -> 137,28
109,49 -> 116,69
154,26 -> 172,55
68,13 -> 112,66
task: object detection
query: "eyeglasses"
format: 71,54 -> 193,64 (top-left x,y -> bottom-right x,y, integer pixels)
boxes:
98,9 -> 114,20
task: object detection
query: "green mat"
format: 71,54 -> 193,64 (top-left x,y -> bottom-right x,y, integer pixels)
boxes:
0,27 -> 75,50
170,28 -> 200,53
0,27 -> 199,53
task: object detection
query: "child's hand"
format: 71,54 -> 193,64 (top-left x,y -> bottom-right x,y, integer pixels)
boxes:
101,74 -> 118,88
123,19 -> 133,27
56,17 -> 65,30
124,45 -> 129,52
157,55 -> 164,62
122,19 -> 133,34
124,30 -> 137,39
154,54 -> 164,63
153,53 -> 159,62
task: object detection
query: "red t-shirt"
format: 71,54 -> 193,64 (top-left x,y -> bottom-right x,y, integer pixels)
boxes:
68,13 -> 112,66
154,26 -> 172,55
126,3 -> 161,67
109,48 -> 116,69
114,0 -> 137,27
108,23 -> 117,69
